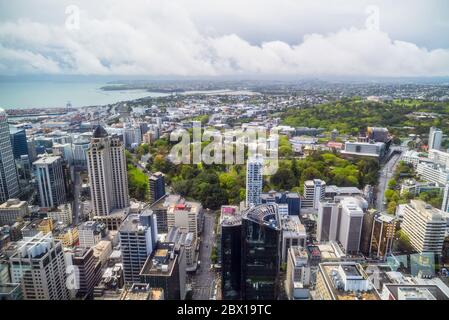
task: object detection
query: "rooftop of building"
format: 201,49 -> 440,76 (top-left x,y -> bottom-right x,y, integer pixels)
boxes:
79,220 -> 105,232
166,227 -> 194,247
167,200 -> 202,214
120,283 -> 164,300
0,199 -> 27,209
289,246 -> 309,262
33,155 -> 61,165
243,203 -> 280,230
93,125 -> 109,138
149,194 -> 182,210
385,284 -> 449,300
149,172 -> 164,181
140,243 -> 177,277
325,185 -> 362,195
261,190 -> 300,199
281,215 -> 306,236
220,206 -> 242,227
119,214 -> 147,233
408,200 -> 446,222
10,232 -> 57,260
304,179 -> 326,187
320,262 -> 380,300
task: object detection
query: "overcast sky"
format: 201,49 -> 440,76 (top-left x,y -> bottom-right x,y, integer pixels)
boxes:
1,0 -> 449,78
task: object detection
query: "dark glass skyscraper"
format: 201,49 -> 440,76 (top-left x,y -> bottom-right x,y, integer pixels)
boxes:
220,206 -> 242,300
241,203 -> 281,300
149,172 -> 166,204
10,126 -> 29,160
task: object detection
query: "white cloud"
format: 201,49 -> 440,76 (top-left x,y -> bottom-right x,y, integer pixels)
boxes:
0,0 -> 449,77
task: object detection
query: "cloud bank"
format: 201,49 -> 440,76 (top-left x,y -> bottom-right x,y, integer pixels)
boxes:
0,0 -> 449,77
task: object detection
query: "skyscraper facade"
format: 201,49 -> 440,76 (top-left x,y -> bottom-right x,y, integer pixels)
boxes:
120,210 -> 158,283
10,126 -> 29,160
220,206 -> 242,300
9,233 -> 70,300
149,172 -> 166,204
0,109 -> 20,203
33,155 -> 67,208
302,179 -> 326,209
241,203 -> 281,300
87,126 -> 129,216
429,127 -> 443,151
246,155 -> 264,207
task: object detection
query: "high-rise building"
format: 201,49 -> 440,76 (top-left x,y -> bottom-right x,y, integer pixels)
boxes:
0,109 -> 20,203
338,198 -> 365,254
429,127 -> 443,151
166,200 -> 202,239
402,200 -> 447,254
149,194 -> 182,234
87,126 -> 129,216
246,155 -> 264,207
241,203 -> 281,300
281,215 -> 307,262
220,206 -> 242,300
123,124 -> 142,149
369,213 -> 396,260
149,172 -> 166,204
9,233 -> 70,300
317,201 -> 340,243
9,126 -> 29,160
33,155 -> 67,208
119,210 -> 158,283
140,242 -> 185,300
285,246 -> 311,300
302,179 -> 326,209
65,247 -> 99,299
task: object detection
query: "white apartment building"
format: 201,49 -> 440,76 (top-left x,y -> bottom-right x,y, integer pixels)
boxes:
338,198 -> 365,254
285,246 -> 311,300
167,201 -> 202,239
281,215 -> 307,262
302,179 -> 326,209
9,233 -> 70,300
401,200 -> 447,254
416,162 -> 449,186
33,155 -> 67,209
87,126 -> 129,216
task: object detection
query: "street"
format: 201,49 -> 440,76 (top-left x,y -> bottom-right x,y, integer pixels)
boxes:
191,210 -> 217,300
72,170 -> 82,225
376,152 -> 401,211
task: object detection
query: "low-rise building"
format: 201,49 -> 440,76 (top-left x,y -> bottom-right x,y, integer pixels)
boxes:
0,199 -> 28,226
315,262 -> 379,300
120,283 -> 164,300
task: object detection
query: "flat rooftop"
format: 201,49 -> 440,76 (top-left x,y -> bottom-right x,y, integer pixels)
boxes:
33,155 -> 61,165
320,264 -> 379,300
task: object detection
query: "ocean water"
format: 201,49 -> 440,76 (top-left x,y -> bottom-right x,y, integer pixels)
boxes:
0,81 -> 169,109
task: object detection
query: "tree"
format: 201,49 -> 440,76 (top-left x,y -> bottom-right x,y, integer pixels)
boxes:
388,179 -> 397,189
